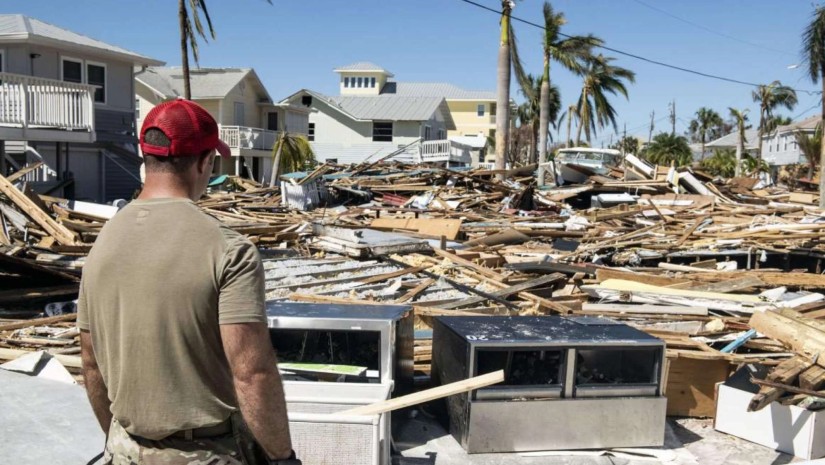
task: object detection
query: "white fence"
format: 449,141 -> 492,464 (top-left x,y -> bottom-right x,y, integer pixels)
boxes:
417,140 -> 472,164
219,125 -> 279,151
0,72 -> 95,131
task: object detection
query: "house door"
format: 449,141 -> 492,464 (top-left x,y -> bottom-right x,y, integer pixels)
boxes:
267,112 -> 278,131
233,102 -> 245,126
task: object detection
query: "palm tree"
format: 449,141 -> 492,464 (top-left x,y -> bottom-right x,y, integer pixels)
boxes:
558,103 -> 578,147
765,115 -> 793,134
642,132 -> 692,166
752,81 -> 798,159
494,0 -> 532,176
537,2 -> 601,165
179,0 -> 215,100
796,124 -> 823,178
700,148 -> 737,178
729,108 -> 749,177
688,107 -> 723,161
802,6 -> 825,206
268,133 -> 315,187
575,54 -> 635,144
179,0 -> 270,100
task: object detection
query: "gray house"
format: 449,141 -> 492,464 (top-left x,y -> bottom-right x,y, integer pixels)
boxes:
0,14 -> 162,202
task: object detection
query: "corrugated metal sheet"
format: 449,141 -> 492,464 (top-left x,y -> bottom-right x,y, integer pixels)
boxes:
0,15 -> 159,64
332,95 -> 444,121
384,82 -> 496,100
136,67 -> 255,100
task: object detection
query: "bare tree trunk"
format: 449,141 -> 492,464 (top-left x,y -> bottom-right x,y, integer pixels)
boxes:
576,90 -> 586,144
269,133 -> 285,187
179,0 -> 191,100
495,2 -> 511,179
735,138 -> 743,178
700,136 -> 705,162
537,58 -> 550,165
819,75 -> 825,207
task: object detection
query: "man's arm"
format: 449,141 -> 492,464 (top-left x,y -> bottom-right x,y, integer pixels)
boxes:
221,322 -> 292,460
80,330 -> 112,434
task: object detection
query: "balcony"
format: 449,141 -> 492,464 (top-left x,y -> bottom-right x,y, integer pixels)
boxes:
417,140 -> 472,165
0,72 -> 96,143
219,125 -> 279,155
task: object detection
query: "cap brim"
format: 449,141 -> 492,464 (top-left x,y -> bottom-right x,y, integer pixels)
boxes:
216,139 -> 231,158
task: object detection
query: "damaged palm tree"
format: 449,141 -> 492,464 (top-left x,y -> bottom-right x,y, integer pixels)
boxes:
268,132 -> 316,187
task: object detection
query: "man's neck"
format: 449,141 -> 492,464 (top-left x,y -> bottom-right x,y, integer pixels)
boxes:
138,176 -> 197,201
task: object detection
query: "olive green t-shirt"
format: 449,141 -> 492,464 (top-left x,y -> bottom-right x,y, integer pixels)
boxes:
77,197 -> 266,440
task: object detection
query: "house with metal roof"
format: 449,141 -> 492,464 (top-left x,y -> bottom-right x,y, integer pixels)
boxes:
135,66 -> 310,184
0,14 -> 163,202
760,115 -> 820,167
281,62 -> 498,165
704,129 -> 760,156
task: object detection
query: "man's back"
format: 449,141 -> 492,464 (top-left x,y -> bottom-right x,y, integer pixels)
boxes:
77,197 -> 266,440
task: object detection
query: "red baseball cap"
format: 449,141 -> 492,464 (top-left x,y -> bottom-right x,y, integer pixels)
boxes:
140,99 -> 230,158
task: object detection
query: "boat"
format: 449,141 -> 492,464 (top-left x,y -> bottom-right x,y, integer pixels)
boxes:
553,147 -> 623,185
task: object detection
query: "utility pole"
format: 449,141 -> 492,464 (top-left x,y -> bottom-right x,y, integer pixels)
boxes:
648,111 -> 655,144
669,100 -> 676,136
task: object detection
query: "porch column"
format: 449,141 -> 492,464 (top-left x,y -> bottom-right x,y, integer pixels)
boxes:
0,141 -> 6,177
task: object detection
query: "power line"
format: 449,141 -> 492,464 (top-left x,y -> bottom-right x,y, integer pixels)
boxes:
630,0 -> 795,57
457,0 -> 821,95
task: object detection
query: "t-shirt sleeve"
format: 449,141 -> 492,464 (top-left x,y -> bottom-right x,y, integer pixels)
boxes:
218,237 -> 267,325
76,275 -> 89,331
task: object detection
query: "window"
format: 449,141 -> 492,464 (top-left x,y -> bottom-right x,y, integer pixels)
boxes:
135,98 -> 140,120
62,58 -> 82,83
234,102 -> 245,126
267,112 -> 278,131
87,62 -> 106,103
371,77 -> 376,88
308,122 -> 315,141
373,121 -> 393,142
490,103 -> 497,116
477,104 -> 485,117
344,77 -> 349,88
784,136 -> 788,151
438,129 -> 445,139
424,126 -> 431,140
357,77 -> 363,88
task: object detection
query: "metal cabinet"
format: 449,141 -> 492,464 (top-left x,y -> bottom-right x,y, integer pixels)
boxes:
432,315 -> 667,453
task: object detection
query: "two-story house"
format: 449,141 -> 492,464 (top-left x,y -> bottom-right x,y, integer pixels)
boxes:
760,115 -> 820,167
282,62 -> 499,166
135,66 -> 309,184
0,14 -> 163,202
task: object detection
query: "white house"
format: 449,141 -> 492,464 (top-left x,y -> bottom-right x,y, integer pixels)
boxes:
760,115 -> 820,166
704,129 -> 760,157
0,14 -> 163,202
136,66 -> 309,184
283,62 -> 511,166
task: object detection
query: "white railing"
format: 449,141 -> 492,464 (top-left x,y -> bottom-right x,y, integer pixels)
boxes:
417,139 -> 473,165
0,72 -> 95,132
219,125 -> 279,151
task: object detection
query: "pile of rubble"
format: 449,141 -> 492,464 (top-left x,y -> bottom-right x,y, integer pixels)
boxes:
1,157 -> 824,451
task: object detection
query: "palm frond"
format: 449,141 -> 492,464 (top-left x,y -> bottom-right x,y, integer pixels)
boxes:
802,6 -> 825,84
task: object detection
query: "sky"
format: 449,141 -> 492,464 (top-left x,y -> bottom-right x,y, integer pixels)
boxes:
10,0 -> 824,146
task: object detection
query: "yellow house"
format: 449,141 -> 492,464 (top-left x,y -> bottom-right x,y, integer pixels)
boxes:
135,66 -> 309,183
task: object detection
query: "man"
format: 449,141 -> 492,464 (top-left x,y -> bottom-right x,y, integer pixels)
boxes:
78,99 -> 299,464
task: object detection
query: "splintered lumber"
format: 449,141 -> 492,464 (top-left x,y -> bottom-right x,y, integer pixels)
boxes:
0,173 -> 77,245
439,274 -> 565,310
750,378 -> 825,399
394,278 -> 435,303
581,303 -> 707,316
686,276 -> 765,293
582,279 -> 764,312
0,313 -> 77,332
748,356 -> 810,411
432,247 -> 507,281
370,217 -> 462,240
340,370 -> 504,415
749,310 -> 825,369
799,364 -> 825,391
690,271 -> 825,289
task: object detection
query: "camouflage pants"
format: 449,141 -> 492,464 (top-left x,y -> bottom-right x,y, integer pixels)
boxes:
103,416 -> 261,465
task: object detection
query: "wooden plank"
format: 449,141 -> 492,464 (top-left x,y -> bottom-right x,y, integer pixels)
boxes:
0,173 -> 77,245
6,162 -> 44,183
431,247 -> 507,281
595,268 -> 692,287
748,355 -> 810,411
439,274 -> 565,310
339,370 -> 504,416
582,303 -> 708,316
370,217 -> 462,240
0,313 -> 77,332
0,347 -> 81,369
357,266 -> 427,286
799,364 -> 825,391
686,276 -> 766,293
665,357 -> 731,418
749,310 -> 825,370
394,278 -> 435,303
0,285 -> 79,304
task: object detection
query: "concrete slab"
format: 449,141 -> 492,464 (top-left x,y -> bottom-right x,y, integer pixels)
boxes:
0,370 -> 104,465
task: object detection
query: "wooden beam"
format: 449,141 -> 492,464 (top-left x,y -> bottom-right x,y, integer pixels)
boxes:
0,313 -> 76,332
439,273 -> 565,310
0,173 -> 77,245
432,247 -> 507,281
339,370 -> 504,416
582,303 -> 707,316
749,310 -> 825,370
394,278 -> 435,303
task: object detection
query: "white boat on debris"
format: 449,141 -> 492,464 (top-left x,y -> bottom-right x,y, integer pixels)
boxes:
554,147 -> 623,184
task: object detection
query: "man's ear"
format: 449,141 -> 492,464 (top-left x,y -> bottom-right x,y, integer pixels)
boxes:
197,152 -> 213,174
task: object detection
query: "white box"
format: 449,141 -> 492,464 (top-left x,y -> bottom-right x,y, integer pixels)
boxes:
714,383 -> 825,460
